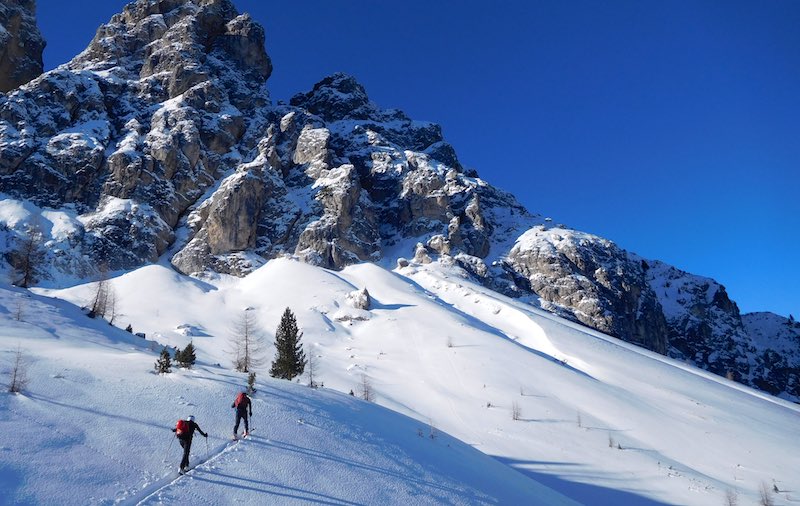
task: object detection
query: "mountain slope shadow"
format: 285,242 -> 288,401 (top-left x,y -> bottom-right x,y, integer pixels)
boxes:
495,456 -> 674,506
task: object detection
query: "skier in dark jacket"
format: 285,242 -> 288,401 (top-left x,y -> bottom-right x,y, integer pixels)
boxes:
171,415 -> 207,473
232,391 -> 252,439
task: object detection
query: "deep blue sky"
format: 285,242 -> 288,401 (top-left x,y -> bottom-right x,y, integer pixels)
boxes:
37,0 -> 799,317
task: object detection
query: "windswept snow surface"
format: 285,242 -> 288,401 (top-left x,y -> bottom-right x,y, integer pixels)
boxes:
1,277 -> 571,505
2,257 -> 798,505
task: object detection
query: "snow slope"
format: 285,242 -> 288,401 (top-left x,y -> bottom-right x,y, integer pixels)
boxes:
0,282 -> 571,505
2,257 -> 798,505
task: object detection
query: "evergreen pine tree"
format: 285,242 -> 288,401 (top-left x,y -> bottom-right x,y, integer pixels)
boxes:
174,347 -> 184,366
269,307 -> 306,380
155,347 -> 172,374
177,341 -> 196,369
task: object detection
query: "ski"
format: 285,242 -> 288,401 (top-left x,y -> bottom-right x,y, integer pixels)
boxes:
234,428 -> 254,440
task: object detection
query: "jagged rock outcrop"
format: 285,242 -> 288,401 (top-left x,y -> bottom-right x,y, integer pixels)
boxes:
0,0 -> 45,92
0,0 -> 797,401
178,71 -> 521,272
644,260 -> 748,376
504,226 -> 798,399
505,227 -> 668,354
741,312 -> 800,399
1,0 -> 272,272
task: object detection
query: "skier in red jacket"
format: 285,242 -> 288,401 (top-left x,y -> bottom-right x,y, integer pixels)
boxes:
172,415 -> 207,473
232,391 -> 252,439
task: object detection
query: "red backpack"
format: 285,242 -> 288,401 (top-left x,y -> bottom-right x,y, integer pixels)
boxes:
175,419 -> 189,436
234,392 -> 248,408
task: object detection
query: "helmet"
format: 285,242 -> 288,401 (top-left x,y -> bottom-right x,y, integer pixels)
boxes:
186,415 -> 195,422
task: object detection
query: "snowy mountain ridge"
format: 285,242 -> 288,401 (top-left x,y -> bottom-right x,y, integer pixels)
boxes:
0,0 -> 797,401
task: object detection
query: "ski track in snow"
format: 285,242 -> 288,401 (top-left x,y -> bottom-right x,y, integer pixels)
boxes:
123,438 -> 242,505
1,258 -> 798,505
133,435 -> 364,506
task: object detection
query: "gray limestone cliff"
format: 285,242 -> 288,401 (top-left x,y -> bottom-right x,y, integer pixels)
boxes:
0,0 -> 45,92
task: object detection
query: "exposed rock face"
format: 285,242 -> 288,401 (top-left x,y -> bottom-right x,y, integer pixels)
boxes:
179,71 -> 519,272
644,260 -> 748,376
0,0 -> 797,401
505,227 -> 668,354
741,313 -> 800,399
0,0 -> 45,92
504,227 -> 799,399
1,0 -> 272,271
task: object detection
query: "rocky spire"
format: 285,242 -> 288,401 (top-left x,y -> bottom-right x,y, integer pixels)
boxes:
0,0 -> 45,92
290,72 -> 377,122
71,0 -> 271,101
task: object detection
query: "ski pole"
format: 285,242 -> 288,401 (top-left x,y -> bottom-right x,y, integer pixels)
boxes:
164,433 -> 175,462
205,436 -> 209,459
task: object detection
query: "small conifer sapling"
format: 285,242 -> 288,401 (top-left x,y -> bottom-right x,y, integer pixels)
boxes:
155,347 -> 172,374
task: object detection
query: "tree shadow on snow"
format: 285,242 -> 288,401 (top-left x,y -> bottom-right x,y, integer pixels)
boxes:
494,456 -> 674,506
0,463 -> 25,503
26,393 -> 166,431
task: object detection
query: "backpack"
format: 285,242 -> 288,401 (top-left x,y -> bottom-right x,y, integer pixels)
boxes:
175,419 -> 189,437
234,392 -> 248,408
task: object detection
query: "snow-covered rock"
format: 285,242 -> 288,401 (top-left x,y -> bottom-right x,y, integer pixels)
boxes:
742,312 -> 800,399
0,0 -> 45,92
346,287 -> 371,310
505,226 -> 668,354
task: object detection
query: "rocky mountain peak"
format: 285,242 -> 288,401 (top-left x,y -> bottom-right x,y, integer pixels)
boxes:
0,0 -> 45,92
290,72 -> 379,123
70,0 -> 271,99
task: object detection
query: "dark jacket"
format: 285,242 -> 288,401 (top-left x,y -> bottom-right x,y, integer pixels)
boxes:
232,394 -> 252,415
172,420 -> 207,441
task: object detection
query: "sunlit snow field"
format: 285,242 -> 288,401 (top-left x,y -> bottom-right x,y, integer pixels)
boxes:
1,257 -> 798,505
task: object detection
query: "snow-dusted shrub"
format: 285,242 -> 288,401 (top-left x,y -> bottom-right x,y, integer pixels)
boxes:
7,346 -> 29,393
724,489 -> 738,506
359,373 -> 374,402
306,347 -> 320,388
